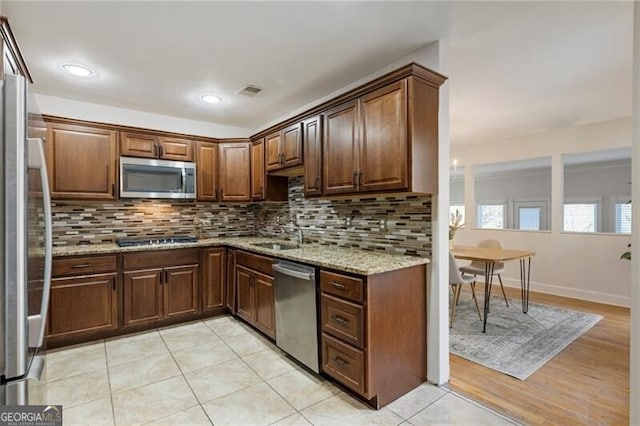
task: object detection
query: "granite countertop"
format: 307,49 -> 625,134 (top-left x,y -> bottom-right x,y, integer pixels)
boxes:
52,237 -> 430,276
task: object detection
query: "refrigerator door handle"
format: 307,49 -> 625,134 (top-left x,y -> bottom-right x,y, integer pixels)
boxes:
27,138 -> 52,349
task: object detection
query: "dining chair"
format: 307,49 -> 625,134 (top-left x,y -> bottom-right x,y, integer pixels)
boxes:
449,252 -> 482,327
459,238 -> 509,307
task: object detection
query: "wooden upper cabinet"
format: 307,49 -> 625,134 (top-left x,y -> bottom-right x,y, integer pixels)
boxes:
120,132 -> 193,162
251,139 -> 265,201
47,122 -> 118,200
120,132 -> 158,158
281,123 -> 302,168
196,141 -> 218,201
321,78 -> 418,195
359,80 -> 408,193
323,100 -> 359,195
265,124 -> 302,171
218,142 -> 251,202
158,136 -> 193,161
303,116 -> 322,196
265,132 -> 281,171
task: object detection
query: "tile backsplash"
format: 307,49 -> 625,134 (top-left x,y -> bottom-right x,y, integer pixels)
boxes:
51,177 -> 432,257
255,177 -> 432,257
51,200 -> 255,246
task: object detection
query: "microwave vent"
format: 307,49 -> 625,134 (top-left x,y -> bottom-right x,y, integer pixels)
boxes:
236,84 -> 262,97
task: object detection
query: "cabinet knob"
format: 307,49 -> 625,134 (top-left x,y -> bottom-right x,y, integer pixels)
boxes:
352,172 -> 358,187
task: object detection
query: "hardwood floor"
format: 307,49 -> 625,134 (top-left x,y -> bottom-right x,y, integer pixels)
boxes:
449,286 -> 629,425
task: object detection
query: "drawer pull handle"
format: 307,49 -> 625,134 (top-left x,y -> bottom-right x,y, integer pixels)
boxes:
331,315 -> 349,325
330,282 -> 346,290
331,356 -> 349,366
71,264 -> 91,269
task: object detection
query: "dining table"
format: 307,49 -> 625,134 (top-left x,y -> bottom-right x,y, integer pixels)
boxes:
451,245 -> 536,332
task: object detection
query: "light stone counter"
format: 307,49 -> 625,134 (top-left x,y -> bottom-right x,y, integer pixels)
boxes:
52,237 -> 430,276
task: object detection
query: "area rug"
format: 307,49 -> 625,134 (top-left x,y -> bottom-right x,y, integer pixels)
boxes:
449,294 -> 602,380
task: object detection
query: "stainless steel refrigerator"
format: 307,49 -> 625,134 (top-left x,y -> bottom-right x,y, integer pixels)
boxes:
0,73 -> 52,405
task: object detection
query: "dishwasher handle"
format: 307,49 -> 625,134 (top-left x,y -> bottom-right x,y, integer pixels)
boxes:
273,263 -> 315,281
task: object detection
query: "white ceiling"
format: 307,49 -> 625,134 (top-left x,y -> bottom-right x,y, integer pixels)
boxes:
3,1 -> 633,146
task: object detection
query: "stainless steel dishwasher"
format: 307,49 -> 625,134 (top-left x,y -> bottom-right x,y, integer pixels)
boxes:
273,261 -> 319,373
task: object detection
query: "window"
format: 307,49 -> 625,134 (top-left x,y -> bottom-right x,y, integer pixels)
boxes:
473,157 -> 551,231
513,201 -> 548,231
477,204 -> 505,229
563,148 -> 630,233
564,203 -> 598,233
518,207 -> 541,230
615,202 -> 632,234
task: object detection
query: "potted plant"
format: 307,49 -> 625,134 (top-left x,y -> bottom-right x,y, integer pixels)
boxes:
449,209 -> 465,249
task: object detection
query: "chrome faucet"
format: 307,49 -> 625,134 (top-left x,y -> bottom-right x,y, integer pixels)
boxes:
297,227 -> 303,245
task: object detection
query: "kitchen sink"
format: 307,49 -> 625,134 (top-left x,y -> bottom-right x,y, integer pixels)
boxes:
251,242 -> 300,251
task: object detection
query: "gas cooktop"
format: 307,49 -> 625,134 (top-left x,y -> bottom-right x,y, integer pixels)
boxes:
115,236 -> 198,247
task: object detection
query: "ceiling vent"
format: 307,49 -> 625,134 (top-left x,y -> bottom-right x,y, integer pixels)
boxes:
236,84 -> 262,97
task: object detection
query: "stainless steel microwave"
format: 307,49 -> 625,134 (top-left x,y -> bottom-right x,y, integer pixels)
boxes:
120,156 -> 196,199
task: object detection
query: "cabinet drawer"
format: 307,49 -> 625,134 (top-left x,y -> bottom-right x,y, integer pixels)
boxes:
123,249 -> 199,270
321,294 -> 365,349
320,271 -> 364,303
236,250 -> 273,276
321,333 -> 365,395
53,255 -> 117,277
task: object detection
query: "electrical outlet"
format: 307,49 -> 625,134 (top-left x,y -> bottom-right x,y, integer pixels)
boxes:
379,219 -> 387,231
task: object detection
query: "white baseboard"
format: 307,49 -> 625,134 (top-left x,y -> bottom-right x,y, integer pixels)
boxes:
474,276 -> 630,308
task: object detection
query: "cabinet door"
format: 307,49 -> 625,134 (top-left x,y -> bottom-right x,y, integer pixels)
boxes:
251,139 -> 265,201
123,268 -> 163,327
303,116 -> 322,196
323,100 -> 359,195
47,123 -> 118,199
359,80 -> 408,192
164,265 -> 199,319
236,265 -> 255,324
202,248 -> 225,313
255,272 -> 275,339
219,142 -> 251,202
49,273 -> 118,339
159,137 -> 194,162
196,141 -> 218,201
282,123 -> 303,168
265,132 -> 282,171
120,132 -> 158,158
225,249 -> 237,313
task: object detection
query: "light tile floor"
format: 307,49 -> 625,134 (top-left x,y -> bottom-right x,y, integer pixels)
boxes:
33,316 -> 518,425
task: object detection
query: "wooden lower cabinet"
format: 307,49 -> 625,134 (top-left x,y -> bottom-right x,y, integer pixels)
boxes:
236,265 -> 254,324
225,249 -> 237,313
47,255 -> 119,344
164,265 -> 199,319
319,265 -> 427,408
123,269 -> 163,327
234,252 -> 275,339
122,249 -> 200,328
202,248 -> 226,313
49,272 -> 118,340
254,272 -> 275,337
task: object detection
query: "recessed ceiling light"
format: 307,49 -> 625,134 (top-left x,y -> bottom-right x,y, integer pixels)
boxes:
200,94 -> 222,104
62,63 -> 95,77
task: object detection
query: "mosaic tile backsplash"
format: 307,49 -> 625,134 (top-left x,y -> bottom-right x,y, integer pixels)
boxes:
51,200 -> 255,246
51,177 -> 432,257
254,177 -> 432,257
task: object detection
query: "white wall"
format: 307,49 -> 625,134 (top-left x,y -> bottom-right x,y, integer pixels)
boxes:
32,93 -> 251,139
452,117 -> 632,306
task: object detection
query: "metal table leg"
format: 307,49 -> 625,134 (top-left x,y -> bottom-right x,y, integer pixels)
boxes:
482,261 -> 495,333
520,256 -> 531,313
